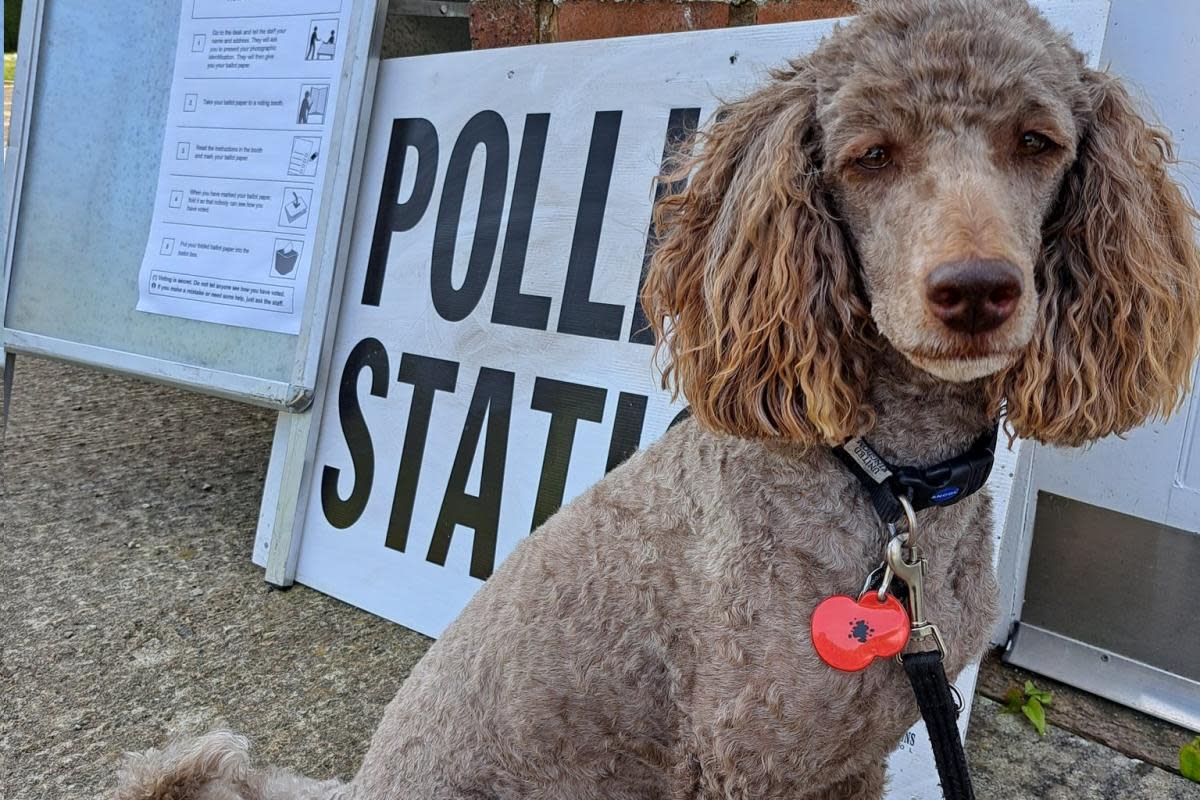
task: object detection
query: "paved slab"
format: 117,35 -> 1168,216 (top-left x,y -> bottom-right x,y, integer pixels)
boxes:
0,358 -> 431,798
968,697 -> 1200,799
976,649 -> 1197,774
1,356 -> 1197,799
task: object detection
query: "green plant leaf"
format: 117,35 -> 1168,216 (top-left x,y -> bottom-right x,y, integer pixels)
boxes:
1022,697 -> 1047,736
1181,737 -> 1200,783
1002,687 -> 1024,714
1023,680 -> 1053,705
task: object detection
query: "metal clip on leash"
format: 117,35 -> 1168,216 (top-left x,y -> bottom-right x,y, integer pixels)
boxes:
875,491 -> 916,598
882,498 -> 950,670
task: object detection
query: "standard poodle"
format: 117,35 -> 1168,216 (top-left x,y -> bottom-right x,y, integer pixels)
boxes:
115,0 -> 1200,798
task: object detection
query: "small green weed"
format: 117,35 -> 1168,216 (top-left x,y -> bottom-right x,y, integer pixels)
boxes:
4,53 -> 15,83
1002,679 -> 1052,736
1181,737 -> 1200,783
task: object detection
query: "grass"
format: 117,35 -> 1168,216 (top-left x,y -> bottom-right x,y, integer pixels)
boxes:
4,52 -> 16,83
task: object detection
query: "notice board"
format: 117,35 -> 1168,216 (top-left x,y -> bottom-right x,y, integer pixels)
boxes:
1,0 -> 385,409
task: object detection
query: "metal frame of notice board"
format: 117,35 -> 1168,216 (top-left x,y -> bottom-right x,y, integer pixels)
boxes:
1,0 -> 389,414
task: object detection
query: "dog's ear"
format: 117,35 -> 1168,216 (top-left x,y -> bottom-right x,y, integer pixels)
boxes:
1000,71 -> 1200,447
641,70 -> 874,445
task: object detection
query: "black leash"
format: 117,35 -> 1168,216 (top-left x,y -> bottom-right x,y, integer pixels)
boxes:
833,425 -> 998,800
903,651 -> 976,800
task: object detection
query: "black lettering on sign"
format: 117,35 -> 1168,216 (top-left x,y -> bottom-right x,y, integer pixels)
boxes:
530,378 -> 607,530
385,354 -> 460,554
363,118 -> 439,306
427,368 -> 515,580
630,107 -> 702,344
557,110 -> 625,341
605,392 -> 648,472
321,338 -> 390,529
492,113 -> 553,331
430,111 -> 509,322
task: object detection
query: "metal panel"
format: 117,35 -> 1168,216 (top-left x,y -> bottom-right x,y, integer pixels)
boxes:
1007,623 -> 1200,733
1021,492 -> 1200,683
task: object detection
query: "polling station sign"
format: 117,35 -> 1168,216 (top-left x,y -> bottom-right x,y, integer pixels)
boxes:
284,26 -> 856,637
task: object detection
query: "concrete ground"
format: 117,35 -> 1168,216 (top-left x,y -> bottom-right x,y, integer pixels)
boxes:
2,356 -> 1199,799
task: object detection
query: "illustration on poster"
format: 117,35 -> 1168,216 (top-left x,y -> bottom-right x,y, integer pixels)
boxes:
306,19 -> 339,61
273,239 -> 303,278
289,136 -> 322,177
298,84 -> 330,125
280,188 -> 313,228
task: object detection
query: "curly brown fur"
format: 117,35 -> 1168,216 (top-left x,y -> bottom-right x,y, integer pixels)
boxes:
644,0 -> 1200,446
115,2 -> 1200,799
114,731 -> 347,800
644,67 -> 877,444
995,71 -> 1200,445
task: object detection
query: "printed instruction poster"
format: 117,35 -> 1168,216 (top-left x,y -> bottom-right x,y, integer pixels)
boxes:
137,0 -> 353,334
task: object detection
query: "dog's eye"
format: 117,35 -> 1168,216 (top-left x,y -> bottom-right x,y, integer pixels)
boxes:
855,146 -> 892,170
1018,131 -> 1052,156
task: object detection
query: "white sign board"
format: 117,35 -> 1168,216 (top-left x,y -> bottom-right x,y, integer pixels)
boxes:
253,6 -> 1108,796
138,0 -> 356,334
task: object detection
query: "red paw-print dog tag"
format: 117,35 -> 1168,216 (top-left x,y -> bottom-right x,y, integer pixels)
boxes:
811,593 -> 910,672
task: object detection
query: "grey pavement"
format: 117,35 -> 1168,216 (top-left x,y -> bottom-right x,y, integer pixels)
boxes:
1,356 -> 1197,799
970,696 -> 1199,799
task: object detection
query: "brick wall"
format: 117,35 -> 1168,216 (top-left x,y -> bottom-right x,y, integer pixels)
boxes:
469,0 -> 856,49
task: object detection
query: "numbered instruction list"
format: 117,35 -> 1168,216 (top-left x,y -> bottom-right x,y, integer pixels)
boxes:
137,0 -> 352,334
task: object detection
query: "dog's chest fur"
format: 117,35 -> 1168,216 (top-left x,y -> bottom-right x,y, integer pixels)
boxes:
354,416 -> 999,800
662,422 -> 998,797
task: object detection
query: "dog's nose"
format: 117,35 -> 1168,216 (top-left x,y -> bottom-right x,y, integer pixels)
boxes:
924,259 -> 1023,334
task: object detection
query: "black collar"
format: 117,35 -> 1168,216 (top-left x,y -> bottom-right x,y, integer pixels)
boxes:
832,422 -> 999,524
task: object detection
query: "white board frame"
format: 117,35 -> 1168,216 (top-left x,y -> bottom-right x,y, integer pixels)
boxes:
0,0 -> 388,412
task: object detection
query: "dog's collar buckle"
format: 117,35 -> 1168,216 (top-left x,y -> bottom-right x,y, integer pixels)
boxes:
832,422 -> 1000,524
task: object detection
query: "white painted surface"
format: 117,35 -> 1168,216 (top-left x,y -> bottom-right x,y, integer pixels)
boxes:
999,0 -> 1200,638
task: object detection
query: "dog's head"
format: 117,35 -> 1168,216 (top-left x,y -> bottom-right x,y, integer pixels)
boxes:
643,0 -> 1200,447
